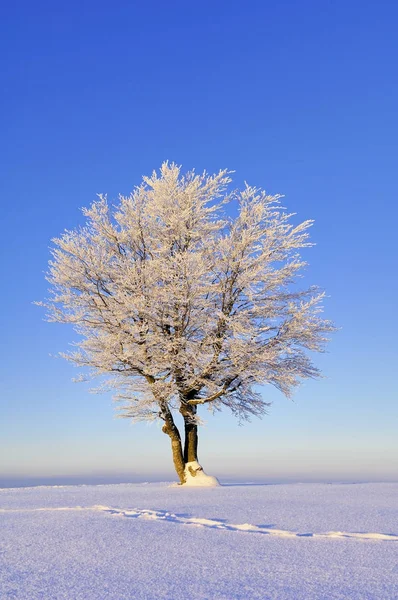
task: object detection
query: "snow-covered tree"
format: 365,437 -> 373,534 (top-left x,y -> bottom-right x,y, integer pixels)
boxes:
40,163 -> 334,485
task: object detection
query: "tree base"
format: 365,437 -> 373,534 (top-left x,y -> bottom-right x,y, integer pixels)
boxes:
181,461 -> 220,487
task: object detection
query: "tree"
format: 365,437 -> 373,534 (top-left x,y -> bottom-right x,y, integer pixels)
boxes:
40,163 -> 334,485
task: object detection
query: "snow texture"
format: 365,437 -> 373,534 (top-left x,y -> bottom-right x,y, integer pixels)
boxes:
1,482 -> 397,599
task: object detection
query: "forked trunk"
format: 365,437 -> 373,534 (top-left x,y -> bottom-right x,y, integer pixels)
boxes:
162,403 -> 219,486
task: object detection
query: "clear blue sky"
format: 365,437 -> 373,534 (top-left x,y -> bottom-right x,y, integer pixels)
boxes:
1,0 -> 397,485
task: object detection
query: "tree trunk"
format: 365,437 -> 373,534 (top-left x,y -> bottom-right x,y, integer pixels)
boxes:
180,404 -> 199,463
161,406 -> 186,485
162,403 -> 218,486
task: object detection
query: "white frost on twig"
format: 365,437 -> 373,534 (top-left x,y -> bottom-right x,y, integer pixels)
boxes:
40,162 -> 334,424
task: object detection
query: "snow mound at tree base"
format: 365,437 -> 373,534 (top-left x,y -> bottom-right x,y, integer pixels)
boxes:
182,461 -> 220,487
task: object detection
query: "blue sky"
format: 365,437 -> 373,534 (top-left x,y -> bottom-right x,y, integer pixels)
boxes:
1,0 -> 397,485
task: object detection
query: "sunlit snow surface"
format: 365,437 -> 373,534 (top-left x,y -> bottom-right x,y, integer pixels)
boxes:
1,482 -> 397,599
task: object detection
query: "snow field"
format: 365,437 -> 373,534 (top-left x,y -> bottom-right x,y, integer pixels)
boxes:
1,482 -> 397,599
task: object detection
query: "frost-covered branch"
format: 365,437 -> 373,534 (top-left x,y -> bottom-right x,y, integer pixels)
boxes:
40,162 -> 334,426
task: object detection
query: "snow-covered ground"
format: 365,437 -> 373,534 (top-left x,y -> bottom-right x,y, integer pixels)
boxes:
1,482 -> 397,599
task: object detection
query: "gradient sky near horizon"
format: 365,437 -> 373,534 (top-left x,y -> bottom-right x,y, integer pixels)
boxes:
1,0 -> 397,485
